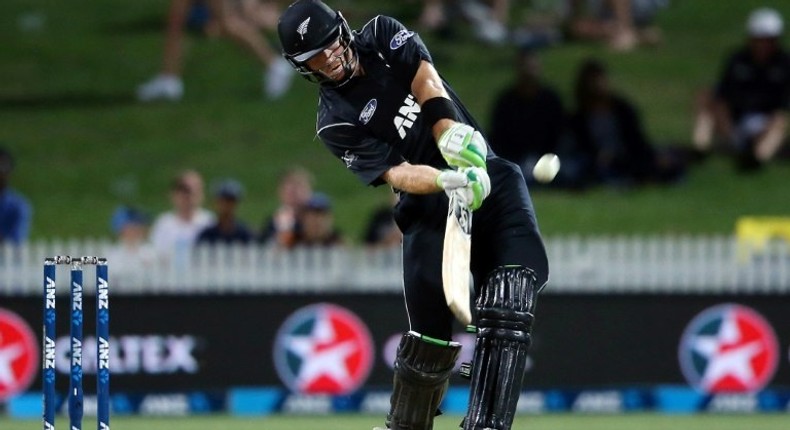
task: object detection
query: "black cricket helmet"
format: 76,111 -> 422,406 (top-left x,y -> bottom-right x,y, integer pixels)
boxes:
278,0 -> 357,87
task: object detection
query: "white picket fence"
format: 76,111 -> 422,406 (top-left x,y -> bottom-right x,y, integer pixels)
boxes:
0,236 -> 788,295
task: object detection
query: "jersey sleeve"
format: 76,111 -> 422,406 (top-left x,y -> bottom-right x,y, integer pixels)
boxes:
365,15 -> 432,82
713,51 -> 740,101
318,122 -> 405,186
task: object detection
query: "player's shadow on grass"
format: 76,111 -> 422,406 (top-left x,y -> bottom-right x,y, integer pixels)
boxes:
0,92 -> 135,111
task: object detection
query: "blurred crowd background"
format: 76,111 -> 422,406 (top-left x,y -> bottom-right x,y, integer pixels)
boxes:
1,0 -> 789,262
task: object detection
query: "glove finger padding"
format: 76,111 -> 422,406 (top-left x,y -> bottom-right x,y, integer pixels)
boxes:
437,167 -> 490,211
466,131 -> 488,167
441,168 -> 488,211
436,170 -> 469,191
462,167 -> 490,211
438,124 -> 488,169
466,167 -> 490,197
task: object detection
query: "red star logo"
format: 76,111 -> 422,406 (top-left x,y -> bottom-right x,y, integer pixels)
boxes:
680,304 -> 779,393
275,304 -> 374,394
0,309 -> 38,401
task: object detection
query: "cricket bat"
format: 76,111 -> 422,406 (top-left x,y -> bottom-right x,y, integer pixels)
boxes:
442,192 -> 473,325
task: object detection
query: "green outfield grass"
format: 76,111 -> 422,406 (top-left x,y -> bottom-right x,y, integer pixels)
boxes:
1,0 -> 789,239
3,413 -> 790,430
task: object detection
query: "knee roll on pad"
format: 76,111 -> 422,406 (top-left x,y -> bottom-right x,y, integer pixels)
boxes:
464,266 -> 538,430
386,331 -> 461,430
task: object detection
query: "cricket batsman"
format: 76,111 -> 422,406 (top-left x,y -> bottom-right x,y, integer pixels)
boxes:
277,1 -> 549,428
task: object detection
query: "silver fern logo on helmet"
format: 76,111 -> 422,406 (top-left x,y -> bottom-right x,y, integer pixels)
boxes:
297,17 -> 311,40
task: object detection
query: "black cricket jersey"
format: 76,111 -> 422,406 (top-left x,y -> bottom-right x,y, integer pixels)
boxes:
310,18 -> 548,337
315,16 -> 490,187
715,47 -> 790,121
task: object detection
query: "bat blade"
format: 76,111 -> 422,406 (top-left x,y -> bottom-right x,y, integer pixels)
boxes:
442,192 -> 472,325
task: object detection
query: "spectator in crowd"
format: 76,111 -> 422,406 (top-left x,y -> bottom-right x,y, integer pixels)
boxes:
137,0 -> 293,102
258,166 -> 313,248
106,206 -> 158,285
292,192 -> 344,248
416,0 -> 511,45
460,0 -> 512,45
692,7 -> 790,171
488,48 -> 567,184
362,193 -> 401,249
569,58 -> 685,187
565,0 -> 667,52
149,170 -> 215,263
0,146 -> 32,245
197,178 -> 253,244
417,0 -> 447,33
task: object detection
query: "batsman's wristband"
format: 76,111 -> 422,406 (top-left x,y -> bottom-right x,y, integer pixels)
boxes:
422,96 -> 460,127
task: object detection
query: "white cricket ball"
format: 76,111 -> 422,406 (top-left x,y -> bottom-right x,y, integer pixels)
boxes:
532,153 -> 561,183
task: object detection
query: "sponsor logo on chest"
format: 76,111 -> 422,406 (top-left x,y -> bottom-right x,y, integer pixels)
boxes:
394,94 -> 420,139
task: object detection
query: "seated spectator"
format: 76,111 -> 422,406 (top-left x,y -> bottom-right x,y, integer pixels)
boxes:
197,178 -> 253,244
692,7 -> 790,171
460,0 -> 511,45
149,170 -> 215,263
415,0 -> 511,45
565,0 -> 667,52
258,166 -> 313,248
292,192 -> 344,248
569,58 -> 685,187
488,48 -> 567,184
417,0 -> 447,33
0,146 -> 32,245
106,206 -> 158,285
363,193 -> 401,249
136,0 -> 293,102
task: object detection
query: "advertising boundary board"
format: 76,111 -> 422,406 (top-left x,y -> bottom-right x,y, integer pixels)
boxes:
2,292 -> 788,415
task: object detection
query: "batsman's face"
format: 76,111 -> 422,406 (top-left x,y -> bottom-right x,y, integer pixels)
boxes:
306,38 -> 353,81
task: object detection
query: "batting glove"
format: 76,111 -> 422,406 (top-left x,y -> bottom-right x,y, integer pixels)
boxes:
436,167 -> 491,211
437,123 -> 488,169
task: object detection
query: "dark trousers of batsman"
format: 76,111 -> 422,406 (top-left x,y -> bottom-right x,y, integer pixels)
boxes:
388,158 -> 549,430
